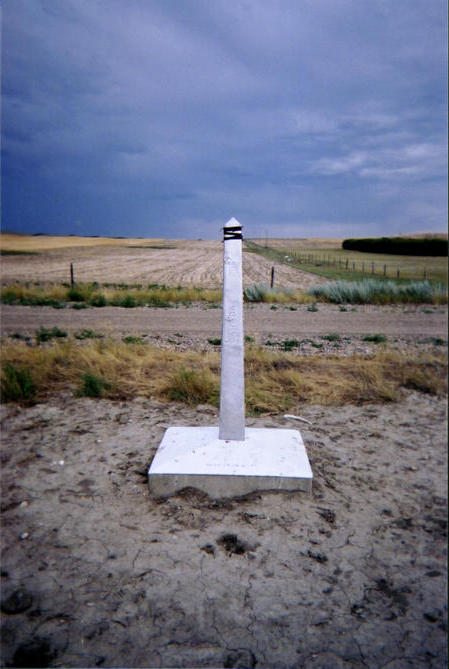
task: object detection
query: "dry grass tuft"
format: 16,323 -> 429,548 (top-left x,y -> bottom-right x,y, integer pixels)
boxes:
1,340 -> 446,410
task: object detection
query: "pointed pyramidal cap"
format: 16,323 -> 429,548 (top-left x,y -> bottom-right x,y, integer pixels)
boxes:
223,217 -> 242,240
224,217 -> 241,228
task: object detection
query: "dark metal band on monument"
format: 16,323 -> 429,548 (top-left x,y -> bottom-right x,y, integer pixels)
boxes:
223,226 -> 243,240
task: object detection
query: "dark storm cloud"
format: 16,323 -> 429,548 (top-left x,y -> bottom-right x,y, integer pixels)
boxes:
1,0 -> 447,238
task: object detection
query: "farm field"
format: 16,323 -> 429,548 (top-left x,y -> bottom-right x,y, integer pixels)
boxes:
1,233 -> 447,668
248,236 -> 448,283
0,234 -> 324,289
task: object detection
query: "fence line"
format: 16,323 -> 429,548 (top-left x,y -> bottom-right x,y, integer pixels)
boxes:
287,252 -> 433,281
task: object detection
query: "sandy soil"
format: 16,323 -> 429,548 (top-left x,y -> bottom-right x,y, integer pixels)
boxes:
0,390 -> 447,668
0,241 -> 325,290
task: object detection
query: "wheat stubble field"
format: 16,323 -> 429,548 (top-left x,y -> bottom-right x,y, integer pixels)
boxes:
0,234 -> 323,289
0,234 -> 447,669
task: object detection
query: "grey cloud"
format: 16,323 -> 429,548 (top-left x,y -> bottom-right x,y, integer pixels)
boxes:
1,0 -> 446,237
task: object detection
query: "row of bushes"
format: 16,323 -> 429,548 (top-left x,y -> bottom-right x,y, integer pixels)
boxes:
243,279 -> 447,305
342,237 -> 447,256
308,279 -> 447,304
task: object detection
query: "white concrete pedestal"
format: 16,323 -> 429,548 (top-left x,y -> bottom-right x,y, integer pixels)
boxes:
148,426 -> 312,498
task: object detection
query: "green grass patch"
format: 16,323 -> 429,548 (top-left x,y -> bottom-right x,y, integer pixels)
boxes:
362,334 -> 388,344
78,372 -> 111,398
245,239 -> 448,283
74,329 -> 104,340
1,364 -> 36,402
35,326 -> 68,343
122,335 -> 145,344
321,333 -> 341,342
308,279 -> 447,305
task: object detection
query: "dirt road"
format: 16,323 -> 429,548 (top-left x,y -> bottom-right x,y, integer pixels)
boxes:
1,304 -> 447,341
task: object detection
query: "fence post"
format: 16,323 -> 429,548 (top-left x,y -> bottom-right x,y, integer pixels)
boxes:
270,266 -> 275,289
70,263 -> 75,288
383,264 -> 386,277
353,262 -> 355,271
423,268 -> 427,280
397,268 -> 400,279
371,262 -> 375,275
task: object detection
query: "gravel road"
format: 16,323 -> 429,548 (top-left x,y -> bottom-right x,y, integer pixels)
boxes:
1,304 -> 447,340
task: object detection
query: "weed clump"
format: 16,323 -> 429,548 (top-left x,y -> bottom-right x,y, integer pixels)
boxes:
1,364 -> 36,402
35,327 -> 68,344
363,334 -> 387,344
164,368 -> 219,406
89,293 -> 107,307
74,329 -> 103,340
122,335 -> 144,344
79,372 -> 110,398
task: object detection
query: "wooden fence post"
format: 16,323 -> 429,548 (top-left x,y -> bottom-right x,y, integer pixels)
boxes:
397,268 -> 400,279
383,264 -> 386,277
371,262 -> 375,275
270,266 -> 275,289
70,263 -> 75,288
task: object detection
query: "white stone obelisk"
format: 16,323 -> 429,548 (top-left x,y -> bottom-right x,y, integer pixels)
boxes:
147,217 -> 313,498
219,218 -> 245,440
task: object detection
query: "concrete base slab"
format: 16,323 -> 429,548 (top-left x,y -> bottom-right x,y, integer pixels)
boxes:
148,426 -> 312,498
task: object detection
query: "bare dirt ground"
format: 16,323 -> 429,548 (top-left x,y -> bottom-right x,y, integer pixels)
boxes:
0,241 -> 324,289
1,391 -> 447,668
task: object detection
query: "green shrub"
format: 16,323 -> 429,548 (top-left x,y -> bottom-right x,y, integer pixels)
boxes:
147,295 -> 171,308
35,326 -> 68,343
90,293 -> 107,307
362,334 -> 387,343
67,288 -> 86,302
208,338 -> 222,346
122,335 -> 144,344
321,333 -> 341,342
307,302 -> 318,312
308,279 -> 447,304
74,329 -> 103,340
280,339 -> 300,351
79,372 -> 110,398
1,364 -> 36,402
72,303 -> 88,309
120,295 -> 136,308
244,284 -> 269,302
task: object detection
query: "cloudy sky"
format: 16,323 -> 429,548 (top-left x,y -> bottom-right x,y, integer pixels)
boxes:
1,0 -> 447,239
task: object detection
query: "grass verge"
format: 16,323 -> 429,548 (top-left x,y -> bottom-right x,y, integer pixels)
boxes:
1,340 -> 446,410
1,282 -> 222,307
308,279 -> 447,305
